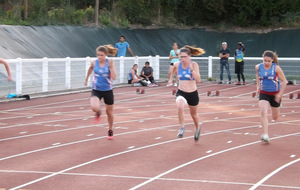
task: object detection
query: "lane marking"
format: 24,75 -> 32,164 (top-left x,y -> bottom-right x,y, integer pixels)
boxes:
227,141 -> 232,144
290,155 -> 296,158
1,169 -> 300,189
155,137 -> 161,140
206,150 -> 213,154
129,132 -> 300,190
128,146 -> 135,149
249,158 -> 300,190
52,143 -> 61,146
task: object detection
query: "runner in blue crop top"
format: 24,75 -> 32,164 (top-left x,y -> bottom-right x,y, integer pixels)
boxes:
85,45 -> 117,140
255,50 -> 287,143
167,45 -> 205,142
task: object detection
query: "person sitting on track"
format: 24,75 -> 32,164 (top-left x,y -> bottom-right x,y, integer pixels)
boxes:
168,45 -> 205,141
0,58 -> 12,81
255,50 -> 287,143
140,61 -> 158,87
128,64 -> 147,86
84,45 -> 117,140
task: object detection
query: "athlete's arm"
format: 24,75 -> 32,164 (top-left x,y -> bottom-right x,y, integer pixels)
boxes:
109,59 -> 117,80
168,62 -> 178,85
190,62 -> 201,83
0,58 -> 12,81
275,65 -> 287,102
84,61 -> 95,86
255,64 -> 260,95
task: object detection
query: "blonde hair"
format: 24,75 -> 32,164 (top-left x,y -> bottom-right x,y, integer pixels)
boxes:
180,45 -> 205,56
96,44 -> 117,56
262,50 -> 279,65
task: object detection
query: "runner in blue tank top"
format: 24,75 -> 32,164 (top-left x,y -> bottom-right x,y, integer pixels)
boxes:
168,45 -> 205,142
255,50 -> 287,143
84,45 -> 117,140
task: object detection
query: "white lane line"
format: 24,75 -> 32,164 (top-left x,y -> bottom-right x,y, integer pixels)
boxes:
86,134 -> 94,137
128,146 -> 135,149
129,132 -> 300,190
249,158 -> 300,190
155,137 -> 162,140
19,131 -> 27,134
9,127 -> 300,190
206,150 -> 213,154
1,170 -> 300,189
52,143 -> 61,146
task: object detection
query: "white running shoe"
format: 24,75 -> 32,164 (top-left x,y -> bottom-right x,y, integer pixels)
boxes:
174,83 -> 178,87
177,127 -> 185,138
261,134 -> 270,143
194,127 -> 201,141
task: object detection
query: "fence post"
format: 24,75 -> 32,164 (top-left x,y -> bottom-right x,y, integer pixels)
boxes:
155,55 -> 160,80
65,57 -> 71,89
85,56 -> 91,86
16,57 -> 22,94
208,56 -> 213,79
42,57 -> 48,92
119,56 -> 124,83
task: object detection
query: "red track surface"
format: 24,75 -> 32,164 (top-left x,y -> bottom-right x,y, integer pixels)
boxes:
0,82 -> 299,190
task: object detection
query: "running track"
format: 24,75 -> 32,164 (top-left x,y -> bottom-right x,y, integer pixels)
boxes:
0,82 -> 299,190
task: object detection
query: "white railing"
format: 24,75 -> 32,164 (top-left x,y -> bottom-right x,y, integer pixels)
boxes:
0,56 -> 299,97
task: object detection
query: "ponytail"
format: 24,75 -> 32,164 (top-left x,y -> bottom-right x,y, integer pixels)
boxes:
96,44 -> 117,56
181,45 -> 205,56
262,50 -> 279,65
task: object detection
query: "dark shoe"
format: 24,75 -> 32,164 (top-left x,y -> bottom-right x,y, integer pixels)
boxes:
236,82 -> 241,85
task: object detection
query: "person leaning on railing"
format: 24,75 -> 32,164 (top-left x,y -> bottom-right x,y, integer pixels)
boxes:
0,58 -> 12,81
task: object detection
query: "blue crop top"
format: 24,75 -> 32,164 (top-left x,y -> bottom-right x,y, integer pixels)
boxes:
177,62 -> 194,81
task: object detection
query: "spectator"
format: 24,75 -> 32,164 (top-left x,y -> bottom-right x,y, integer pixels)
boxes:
140,61 -> 157,86
127,64 -> 147,86
168,42 -> 179,86
219,42 -> 231,84
235,42 -> 246,85
115,35 -> 135,57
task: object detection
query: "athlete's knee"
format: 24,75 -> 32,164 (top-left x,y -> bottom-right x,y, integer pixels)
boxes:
91,107 -> 100,113
176,96 -> 187,109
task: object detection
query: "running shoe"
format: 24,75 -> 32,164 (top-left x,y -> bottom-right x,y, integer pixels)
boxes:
243,82 -> 246,85
174,83 -> 178,87
94,111 -> 102,124
194,127 -> 201,141
228,81 -> 232,84
107,129 -> 114,140
236,82 -> 241,85
177,127 -> 185,138
218,81 -> 223,84
261,134 -> 270,143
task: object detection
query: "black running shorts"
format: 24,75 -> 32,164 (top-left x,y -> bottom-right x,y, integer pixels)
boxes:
259,92 -> 281,108
175,89 -> 199,106
91,89 -> 114,105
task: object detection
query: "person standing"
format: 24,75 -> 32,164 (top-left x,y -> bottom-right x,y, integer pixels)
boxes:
115,35 -> 135,57
235,42 -> 246,85
168,42 -> 180,86
219,42 -> 231,84
255,50 -> 287,143
168,45 -> 205,141
84,45 -> 117,140
0,58 -> 12,81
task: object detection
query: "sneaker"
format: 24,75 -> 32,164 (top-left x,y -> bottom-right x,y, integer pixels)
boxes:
228,81 -> 232,84
194,127 -> 201,141
261,134 -> 270,143
243,82 -> 246,85
107,130 -> 114,140
174,83 -> 178,87
218,81 -> 223,84
236,82 -> 241,85
177,127 -> 185,138
94,111 -> 102,124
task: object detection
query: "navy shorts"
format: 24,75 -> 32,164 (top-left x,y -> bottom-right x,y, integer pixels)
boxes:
175,89 -> 199,106
91,89 -> 114,105
259,93 -> 281,108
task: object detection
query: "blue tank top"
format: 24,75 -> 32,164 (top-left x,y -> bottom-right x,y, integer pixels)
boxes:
235,48 -> 244,62
259,63 -> 280,92
177,62 -> 194,81
170,49 -> 180,63
127,69 -> 136,80
92,59 -> 112,91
